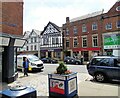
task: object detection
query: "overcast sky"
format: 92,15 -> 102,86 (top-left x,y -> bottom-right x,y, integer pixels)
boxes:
23,0 -> 117,32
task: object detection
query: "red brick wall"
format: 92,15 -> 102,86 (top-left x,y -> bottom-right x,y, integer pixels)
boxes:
2,1 -> 23,36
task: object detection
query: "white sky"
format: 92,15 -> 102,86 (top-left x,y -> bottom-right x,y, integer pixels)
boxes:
23,0 -> 117,32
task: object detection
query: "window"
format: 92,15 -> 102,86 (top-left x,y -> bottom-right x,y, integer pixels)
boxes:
52,37 -> 55,44
31,45 -> 33,51
92,23 -> 98,30
82,24 -> 87,32
56,38 -> 59,44
106,23 -> 112,30
43,38 -> 49,45
31,38 -> 33,43
100,58 -> 110,66
116,6 -> 120,11
116,21 -> 120,28
34,45 -> 36,50
91,58 -> 103,65
82,37 -> 87,47
73,26 -> 78,34
26,46 -> 29,51
92,36 -> 98,47
66,39 -> 69,47
34,37 -> 37,42
74,39 -> 78,47
66,28 -> 69,35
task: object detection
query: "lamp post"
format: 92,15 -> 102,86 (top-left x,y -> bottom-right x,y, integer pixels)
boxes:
38,35 -> 40,58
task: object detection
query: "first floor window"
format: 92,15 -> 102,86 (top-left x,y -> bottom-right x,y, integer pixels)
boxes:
66,39 -> 69,47
26,46 -> 29,51
106,23 -> 112,30
116,21 -> 120,28
92,36 -> 98,47
74,39 -> 78,47
82,37 -> 87,47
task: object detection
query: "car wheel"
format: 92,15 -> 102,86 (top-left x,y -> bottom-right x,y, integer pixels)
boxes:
95,73 -> 106,82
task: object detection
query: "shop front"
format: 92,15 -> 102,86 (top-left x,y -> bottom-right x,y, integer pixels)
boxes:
72,47 -> 101,61
103,32 -> 120,56
0,34 -> 25,83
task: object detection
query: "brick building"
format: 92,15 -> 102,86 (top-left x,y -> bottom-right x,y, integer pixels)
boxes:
0,1 -> 25,83
62,0 -> 120,62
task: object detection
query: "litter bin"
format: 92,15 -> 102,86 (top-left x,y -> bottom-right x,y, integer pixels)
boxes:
1,85 -> 36,98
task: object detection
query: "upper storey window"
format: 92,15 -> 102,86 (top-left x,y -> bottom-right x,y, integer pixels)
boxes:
116,6 -> 120,11
73,26 -> 78,35
116,21 -> 120,28
106,23 -> 112,30
82,24 -> 87,32
66,28 -> 69,35
92,23 -> 98,30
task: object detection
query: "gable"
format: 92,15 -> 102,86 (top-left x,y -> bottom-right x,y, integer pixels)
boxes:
29,30 -> 39,38
41,22 -> 61,36
107,1 -> 120,16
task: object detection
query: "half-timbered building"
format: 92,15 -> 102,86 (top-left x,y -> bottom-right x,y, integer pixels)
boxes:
40,22 -> 63,60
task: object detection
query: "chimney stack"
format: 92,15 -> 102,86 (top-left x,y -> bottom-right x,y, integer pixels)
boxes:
66,17 -> 70,23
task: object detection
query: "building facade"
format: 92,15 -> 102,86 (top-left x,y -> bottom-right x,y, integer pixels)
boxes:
62,0 -> 120,62
0,1 -> 25,83
40,22 -> 63,60
102,0 -> 120,56
18,29 -> 41,57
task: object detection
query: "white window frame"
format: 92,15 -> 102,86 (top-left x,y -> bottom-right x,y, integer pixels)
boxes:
73,38 -> 78,47
73,26 -> 78,34
106,23 -> 112,30
82,24 -> 87,32
82,36 -> 87,47
92,23 -> 98,30
116,21 -> 120,28
92,35 -> 98,47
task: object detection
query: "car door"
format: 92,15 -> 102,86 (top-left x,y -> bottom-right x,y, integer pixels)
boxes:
97,58 -> 113,78
110,58 -> 120,80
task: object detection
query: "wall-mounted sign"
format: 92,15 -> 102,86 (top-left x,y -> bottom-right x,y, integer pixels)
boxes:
103,33 -> 120,49
14,39 -> 26,47
0,37 -> 10,46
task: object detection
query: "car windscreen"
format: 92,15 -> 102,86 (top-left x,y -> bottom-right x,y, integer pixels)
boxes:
91,58 -> 103,65
28,55 -> 40,62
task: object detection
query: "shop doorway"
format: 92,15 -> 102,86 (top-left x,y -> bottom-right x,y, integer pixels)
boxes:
82,51 -> 89,61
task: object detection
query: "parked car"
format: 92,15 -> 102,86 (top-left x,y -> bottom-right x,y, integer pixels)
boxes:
41,58 -> 58,63
17,54 -> 44,71
64,57 -> 81,65
87,55 -> 120,82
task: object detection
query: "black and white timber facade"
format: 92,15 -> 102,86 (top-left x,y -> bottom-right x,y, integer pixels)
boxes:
40,21 -> 63,60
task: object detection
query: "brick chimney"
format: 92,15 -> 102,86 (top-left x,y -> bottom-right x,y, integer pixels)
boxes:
66,17 -> 70,23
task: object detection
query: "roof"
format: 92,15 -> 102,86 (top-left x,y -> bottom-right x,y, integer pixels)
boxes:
23,31 -> 31,39
32,29 -> 42,35
70,11 -> 103,22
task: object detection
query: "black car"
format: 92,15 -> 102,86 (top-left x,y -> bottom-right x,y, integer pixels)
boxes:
87,56 -> 120,82
41,58 -> 58,63
64,57 -> 81,65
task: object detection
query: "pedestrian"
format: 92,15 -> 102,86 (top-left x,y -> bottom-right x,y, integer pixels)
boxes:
81,55 -> 84,65
23,57 -> 29,76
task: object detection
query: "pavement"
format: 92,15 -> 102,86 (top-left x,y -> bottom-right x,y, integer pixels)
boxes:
1,72 -> 120,97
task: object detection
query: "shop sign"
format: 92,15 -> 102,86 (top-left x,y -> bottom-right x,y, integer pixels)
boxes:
50,79 -> 65,94
104,33 -> 120,49
14,39 -> 26,47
